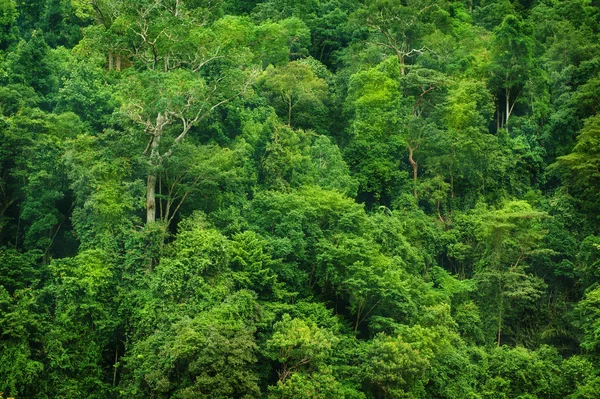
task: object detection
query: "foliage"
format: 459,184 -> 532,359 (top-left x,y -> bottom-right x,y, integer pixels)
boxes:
2,0 -> 600,397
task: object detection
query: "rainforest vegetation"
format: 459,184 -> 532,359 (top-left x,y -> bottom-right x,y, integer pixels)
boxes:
1,0 -> 600,397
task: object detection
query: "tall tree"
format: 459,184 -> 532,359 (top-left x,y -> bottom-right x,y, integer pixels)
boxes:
489,14 -> 533,131
120,68 -> 254,224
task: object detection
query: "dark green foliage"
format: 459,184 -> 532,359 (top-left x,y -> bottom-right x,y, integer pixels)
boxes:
2,1 -> 600,398
5,32 -> 56,98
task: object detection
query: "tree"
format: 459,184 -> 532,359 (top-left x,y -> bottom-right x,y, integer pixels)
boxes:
489,14 -> 533,131
351,0 -> 440,75
551,115 -> 600,220
0,285 -> 45,398
0,0 -> 18,50
343,63 -> 408,204
260,61 -> 328,128
362,333 -> 429,398
40,249 -> 119,397
266,314 -> 343,398
55,57 -> 116,131
472,201 -> 549,346
574,286 -> 600,353
6,31 -> 56,100
118,215 -> 262,398
120,67 -> 254,225
421,78 -> 495,211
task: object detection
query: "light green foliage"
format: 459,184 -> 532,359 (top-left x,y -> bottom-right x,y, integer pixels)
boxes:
472,201 -> 550,345
254,17 -> 311,66
63,132 -> 142,248
260,61 -> 329,128
0,0 -> 16,27
260,125 -> 357,194
39,249 -> 117,397
576,235 -> 600,290
120,215 -> 262,397
266,312 -> 357,398
157,213 -> 230,298
0,286 -> 44,398
122,290 -> 261,398
261,124 -> 314,190
488,14 -> 534,130
362,333 -> 429,398
423,78 -> 498,208
552,115 -> 600,218
246,186 -> 368,291
480,345 -> 565,399
309,135 -> 358,196
229,230 -> 287,299
343,64 -> 408,202
119,69 -> 214,128
349,0 -> 437,75
267,313 -> 338,371
575,286 -> 600,352
161,141 -> 252,220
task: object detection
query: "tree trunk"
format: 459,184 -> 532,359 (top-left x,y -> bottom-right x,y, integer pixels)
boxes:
287,95 -> 293,127
395,49 -> 406,75
146,174 -> 157,224
497,311 -> 502,347
408,143 -> 418,198
505,87 -> 510,130
145,114 -> 164,224
113,348 -> 119,386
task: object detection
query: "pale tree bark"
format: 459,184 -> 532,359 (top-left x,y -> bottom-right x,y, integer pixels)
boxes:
407,142 -> 418,198
143,112 -> 167,224
505,86 -> 520,130
146,174 -> 157,224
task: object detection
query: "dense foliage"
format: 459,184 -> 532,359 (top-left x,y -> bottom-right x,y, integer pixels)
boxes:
1,0 -> 600,397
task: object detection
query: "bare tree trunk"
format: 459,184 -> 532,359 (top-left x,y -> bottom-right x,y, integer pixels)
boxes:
116,55 -> 121,71
145,114 -> 164,224
108,52 -> 114,71
408,143 -> 418,198
113,348 -> 119,386
164,199 -> 172,225
506,87 -> 510,130
396,49 -> 406,75
146,174 -> 157,224
354,304 -> 363,333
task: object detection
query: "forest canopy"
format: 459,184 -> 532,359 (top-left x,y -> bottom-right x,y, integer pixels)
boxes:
1,0 -> 600,398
